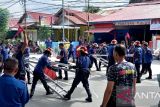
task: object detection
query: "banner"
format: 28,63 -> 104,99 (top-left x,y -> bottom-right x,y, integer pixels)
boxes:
150,19 -> 160,30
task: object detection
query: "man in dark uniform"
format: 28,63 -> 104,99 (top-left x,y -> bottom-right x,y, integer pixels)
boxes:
89,43 -> 100,71
140,42 -> 153,79
107,39 -> 117,75
68,41 -> 75,63
64,46 -> 92,102
14,31 -> 28,81
128,41 -> 135,63
99,43 -> 108,71
0,58 -> 29,107
57,43 -> 68,80
30,48 -> 53,98
133,41 -> 142,83
24,47 -> 31,84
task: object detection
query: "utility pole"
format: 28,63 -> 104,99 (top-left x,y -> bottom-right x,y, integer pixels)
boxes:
87,0 -> 90,39
62,0 -> 65,41
24,0 -> 27,31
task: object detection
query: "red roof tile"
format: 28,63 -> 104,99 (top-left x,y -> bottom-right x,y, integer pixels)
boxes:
8,18 -> 19,28
91,1 -> 160,23
64,9 -> 103,22
65,15 -> 86,25
27,11 -> 57,25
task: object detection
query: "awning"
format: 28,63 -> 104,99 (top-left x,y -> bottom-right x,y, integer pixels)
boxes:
85,28 -> 114,33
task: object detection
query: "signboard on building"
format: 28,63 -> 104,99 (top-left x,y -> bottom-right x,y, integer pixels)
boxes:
150,19 -> 160,30
115,20 -> 150,26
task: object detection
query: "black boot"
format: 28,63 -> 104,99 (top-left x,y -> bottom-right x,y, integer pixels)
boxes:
136,78 -> 141,83
84,86 -> 92,102
146,77 -> 152,79
85,97 -> 92,102
63,93 -> 71,100
46,91 -> 53,95
30,89 -> 35,99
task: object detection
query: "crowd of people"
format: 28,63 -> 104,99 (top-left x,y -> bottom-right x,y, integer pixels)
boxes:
0,30 -> 154,107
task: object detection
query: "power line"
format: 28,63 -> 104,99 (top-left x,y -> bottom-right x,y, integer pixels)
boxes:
0,0 -> 15,4
0,0 -> 19,12
0,0 -> 17,6
28,0 -> 62,6
9,6 -> 60,15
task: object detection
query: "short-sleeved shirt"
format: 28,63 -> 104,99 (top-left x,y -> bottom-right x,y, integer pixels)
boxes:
34,55 -> 51,74
0,74 -> 29,107
68,44 -> 74,52
134,46 -> 142,64
60,48 -> 68,64
77,56 -> 91,72
1,47 -> 10,62
45,40 -> 52,48
107,61 -> 137,106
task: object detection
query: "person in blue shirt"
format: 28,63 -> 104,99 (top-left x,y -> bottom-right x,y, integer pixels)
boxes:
45,37 -> 52,48
127,41 -> 135,63
57,43 -> 68,80
1,44 -> 10,62
99,43 -> 108,71
140,42 -> 153,79
14,31 -> 28,81
30,48 -> 53,98
64,46 -> 92,102
107,39 -> 117,75
89,43 -> 100,71
0,54 -> 3,75
0,58 -> 29,107
68,42 -> 75,63
24,47 -> 31,84
133,41 -> 143,83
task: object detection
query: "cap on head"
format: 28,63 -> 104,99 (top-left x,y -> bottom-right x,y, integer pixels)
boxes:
78,46 -> 88,54
93,43 -> 98,47
134,41 -> 141,46
144,42 -> 148,47
44,48 -> 52,55
111,39 -> 117,44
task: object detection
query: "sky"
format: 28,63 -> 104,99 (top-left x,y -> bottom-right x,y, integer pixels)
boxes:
0,0 -> 129,18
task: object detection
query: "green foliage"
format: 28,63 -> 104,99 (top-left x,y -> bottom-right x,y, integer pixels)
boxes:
37,26 -> 51,41
0,8 -> 9,40
83,6 -> 101,13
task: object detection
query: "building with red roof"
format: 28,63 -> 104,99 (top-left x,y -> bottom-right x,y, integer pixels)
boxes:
55,8 -> 103,41
89,0 -> 160,44
16,9 -> 103,41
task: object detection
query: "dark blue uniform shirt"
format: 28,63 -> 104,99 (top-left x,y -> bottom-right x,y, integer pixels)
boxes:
143,47 -> 153,63
1,46 -> 10,62
60,48 -> 68,64
34,55 -> 52,74
16,51 -> 25,75
134,46 -> 143,64
45,40 -> 52,48
0,74 -> 29,107
89,47 -> 95,55
77,56 -> 91,72
68,43 -> 74,52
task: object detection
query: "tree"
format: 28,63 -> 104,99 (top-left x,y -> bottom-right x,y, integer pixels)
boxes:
83,6 -> 101,13
37,26 -> 51,41
0,8 -> 9,40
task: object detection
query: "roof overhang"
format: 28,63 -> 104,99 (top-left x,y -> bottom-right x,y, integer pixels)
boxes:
85,27 -> 114,34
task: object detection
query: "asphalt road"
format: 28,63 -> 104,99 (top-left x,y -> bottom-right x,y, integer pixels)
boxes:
26,55 -> 160,107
